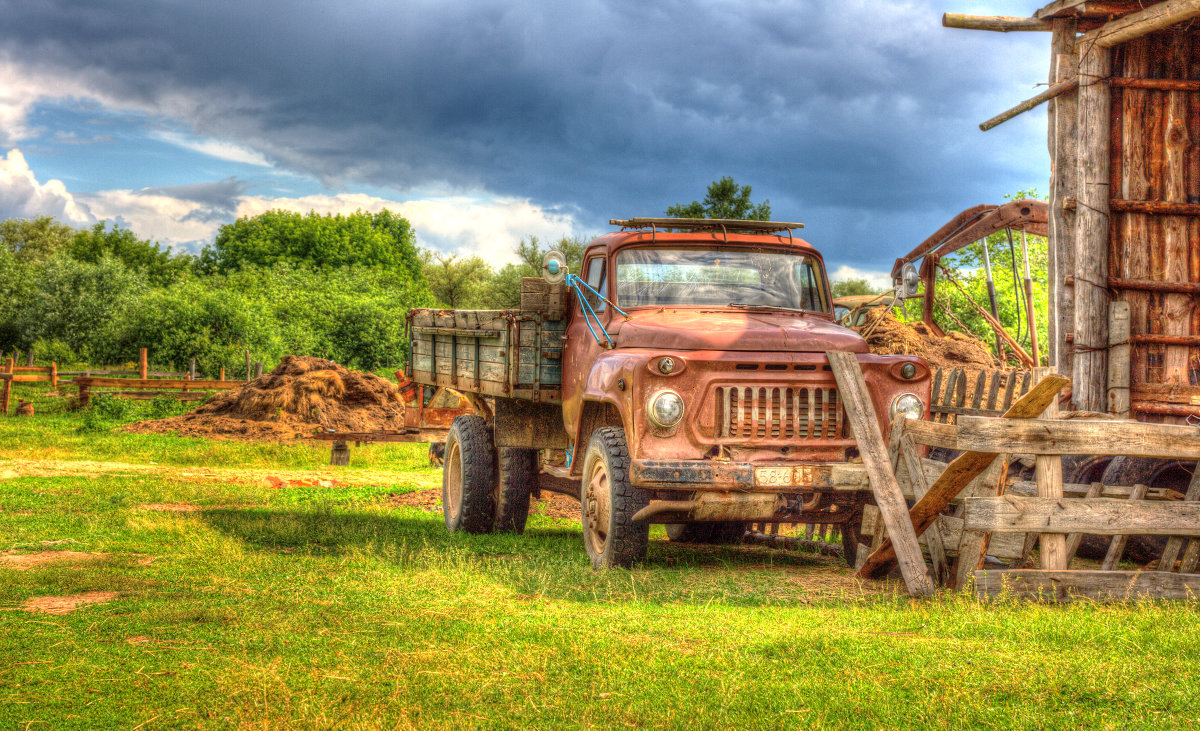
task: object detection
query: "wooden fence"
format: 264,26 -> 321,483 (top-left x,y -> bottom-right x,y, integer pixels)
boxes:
854,366 -> 1200,601
929,367 -> 1033,423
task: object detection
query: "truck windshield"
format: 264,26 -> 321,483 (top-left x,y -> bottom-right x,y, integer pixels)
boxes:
614,247 -> 830,312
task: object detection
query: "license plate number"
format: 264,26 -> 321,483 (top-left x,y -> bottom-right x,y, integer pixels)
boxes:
754,465 -> 824,487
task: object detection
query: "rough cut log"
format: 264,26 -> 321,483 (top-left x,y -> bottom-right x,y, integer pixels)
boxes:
902,431 -> 949,585
828,351 -> 933,595
942,13 -> 1052,32
1080,0 -> 1200,47
1108,277 -> 1200,294
1109,77 -> 1200,91
1048,21 -> 1078,378
1072,42 -> 1111,412
858,374 -> 1069,580
952,415 -> 1200,460
975,569 -> 1200,601
980,77 -> 1078,131
962,495 -> 1200,536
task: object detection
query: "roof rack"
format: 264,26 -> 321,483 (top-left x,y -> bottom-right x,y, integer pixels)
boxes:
609,217 -> 805,233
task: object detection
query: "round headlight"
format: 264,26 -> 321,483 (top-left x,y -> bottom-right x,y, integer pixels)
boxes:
891,393 -> 924,420
648,391 -> 685,428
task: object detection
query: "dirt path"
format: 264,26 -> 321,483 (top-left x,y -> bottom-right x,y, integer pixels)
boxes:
0,457 -> 439,490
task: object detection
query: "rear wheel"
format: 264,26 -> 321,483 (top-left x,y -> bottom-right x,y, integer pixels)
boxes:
581,427 -> 649,569
442,415 -> 496,534
495,447 -> 537,534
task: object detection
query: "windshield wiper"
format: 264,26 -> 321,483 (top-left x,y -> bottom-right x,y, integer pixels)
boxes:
728,302 -> 809,314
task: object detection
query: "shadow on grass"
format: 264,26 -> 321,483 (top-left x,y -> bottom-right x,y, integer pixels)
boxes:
198,505 -> 850,606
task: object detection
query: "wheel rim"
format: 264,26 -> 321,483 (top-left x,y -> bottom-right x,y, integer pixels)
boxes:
583,457 -> 612,556
445,438 -> 463,521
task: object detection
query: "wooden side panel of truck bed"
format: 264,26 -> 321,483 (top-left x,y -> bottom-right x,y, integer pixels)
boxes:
408,309 -> 565,403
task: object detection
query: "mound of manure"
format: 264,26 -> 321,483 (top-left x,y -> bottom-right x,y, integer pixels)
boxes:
124,356 -> 407,441
853,310 -> 995,370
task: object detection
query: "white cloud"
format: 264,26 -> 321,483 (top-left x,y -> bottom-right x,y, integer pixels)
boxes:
0,149 -> 94,225
151,131 -> 273,167
829,264 -> 894,293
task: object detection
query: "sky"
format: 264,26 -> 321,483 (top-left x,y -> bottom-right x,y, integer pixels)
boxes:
0,1 -> 1051,286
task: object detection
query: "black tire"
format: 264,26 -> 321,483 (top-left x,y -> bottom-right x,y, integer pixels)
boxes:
664,523 -> 714,543
840,519 -> 862,568
1092,457 -> 1196,564
495,447 -> 537,534
442,415 -> 496,534
581,427 -> 649,569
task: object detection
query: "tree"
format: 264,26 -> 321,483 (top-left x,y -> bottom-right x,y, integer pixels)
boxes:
830,277 -> 881,298
422,253 -> 495,308
202,209 -> 424,281
0,216 -> 75,263
666,176 -> 771,220
69,222 -> 193,284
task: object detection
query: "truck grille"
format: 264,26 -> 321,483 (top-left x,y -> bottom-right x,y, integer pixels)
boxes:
715,386 -> 845,440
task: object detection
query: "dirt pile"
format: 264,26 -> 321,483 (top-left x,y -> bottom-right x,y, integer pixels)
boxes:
853,310 -> 994,369
125,356 -> 407,440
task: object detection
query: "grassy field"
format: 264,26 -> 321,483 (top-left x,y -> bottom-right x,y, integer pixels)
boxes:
3,384 -> 1200,729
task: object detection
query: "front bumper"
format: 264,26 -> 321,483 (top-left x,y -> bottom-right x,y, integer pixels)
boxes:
631,459 -> 841,492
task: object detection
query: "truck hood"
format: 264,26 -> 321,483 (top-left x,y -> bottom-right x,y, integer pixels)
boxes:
609,309 -> 869,353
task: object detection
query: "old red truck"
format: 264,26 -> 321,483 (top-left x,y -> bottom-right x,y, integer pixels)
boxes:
407,218 -> 931,568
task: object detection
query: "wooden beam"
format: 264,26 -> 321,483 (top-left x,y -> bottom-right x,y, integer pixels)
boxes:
953,415 -> 1200,459
962,496 -> 1200,535
74,377 -> 245,390
975,569 -> 1200,601
980,77 -> 1078,132
1080,0 -> 1200,47
1036,1 -> 1147,21
1034,367 -> 1067,571
1108,277 -> 1200,294
1108,77 -> 1200,91
1072,41 -> 1111,411
942,13 -> 1052,32
1101,483 -> 1150,570
858,374 -> 1069,580
1110,199 -> 1200,216
828,351 -> 933,596
1107,301 -> 1131,417
1159,465 -> 1200,571
901,431 -> 949,585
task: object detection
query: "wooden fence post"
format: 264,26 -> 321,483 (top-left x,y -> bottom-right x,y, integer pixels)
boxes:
254,362 -> 263,378
50,362 -> 58,391
219,366 -> 226,382
828,351 -> 934,596
245,350 -> 252,381
138,348 -> 148,380
1,358 -> 12,416
1034,367 -> 1067,570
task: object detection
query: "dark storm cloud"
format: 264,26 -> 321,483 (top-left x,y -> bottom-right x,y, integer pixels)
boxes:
0,0 -> 1049,268
138,178 -> 247,213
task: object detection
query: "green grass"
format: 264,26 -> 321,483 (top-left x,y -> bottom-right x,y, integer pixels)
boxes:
3,386 -> 1200,729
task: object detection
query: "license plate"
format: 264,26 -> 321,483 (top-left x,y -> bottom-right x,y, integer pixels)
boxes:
754,465 -> 825,487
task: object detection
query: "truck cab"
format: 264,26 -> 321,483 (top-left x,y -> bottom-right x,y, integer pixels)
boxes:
409,218 -> 930,569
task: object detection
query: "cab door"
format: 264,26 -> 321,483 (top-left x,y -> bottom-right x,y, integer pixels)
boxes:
561,253 -> 611,438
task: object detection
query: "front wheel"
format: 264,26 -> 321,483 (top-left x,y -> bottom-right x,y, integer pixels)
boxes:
581,427 -> 649,569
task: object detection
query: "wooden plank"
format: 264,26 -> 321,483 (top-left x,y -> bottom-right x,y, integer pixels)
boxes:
1161,32 -> 1192,388
1158,463 -> 1200,571
828,351 -> 933,595
1080,0 -> 1200,48
902,431 -> 949,585
1034,367 -> 1066,571
975,569 -> 1200,602
954,456 -> 1006,590
863,509 -> 1026,561
73,377 -> 245,390
1101,483 -> 1150,570
1107,301 -> 1132,417
858,374 -> 1069,580
953,415 -> 1200,459
985,371 -> 1002,411
1048,21 -> 1078,375
1065,482 -> 1105,566
962,496 -> 1200,536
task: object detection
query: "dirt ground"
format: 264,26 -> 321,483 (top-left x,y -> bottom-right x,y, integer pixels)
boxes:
21,591 -> 117,615
387,486 -> 582,522
125,355 -> 410,441
0,550 -> 108,570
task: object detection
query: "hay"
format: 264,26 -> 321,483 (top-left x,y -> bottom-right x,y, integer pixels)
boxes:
853,310 -> 994,369
125,356 -> 408,441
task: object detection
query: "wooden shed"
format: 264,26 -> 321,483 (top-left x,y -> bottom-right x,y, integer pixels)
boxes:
947,1 -> 1200,420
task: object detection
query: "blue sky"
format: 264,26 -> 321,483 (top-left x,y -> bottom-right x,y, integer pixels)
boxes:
0,1 -> 1049,284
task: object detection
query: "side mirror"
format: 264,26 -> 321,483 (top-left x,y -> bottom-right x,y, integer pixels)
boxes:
895,262 -> 920,299
542,250 -> 567,284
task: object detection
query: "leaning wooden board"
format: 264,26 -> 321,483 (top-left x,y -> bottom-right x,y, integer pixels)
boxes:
407,309 -> 565,403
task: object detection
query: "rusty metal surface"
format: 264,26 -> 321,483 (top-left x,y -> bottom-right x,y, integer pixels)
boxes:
890,200 -> 1049,280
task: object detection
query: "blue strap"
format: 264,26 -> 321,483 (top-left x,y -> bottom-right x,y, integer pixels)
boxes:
566,274 -> 616,348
